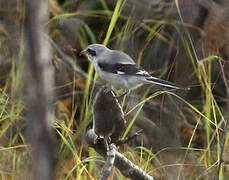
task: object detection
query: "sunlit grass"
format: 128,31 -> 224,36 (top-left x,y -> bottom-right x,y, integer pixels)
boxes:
175,1 -> 225,178
0,0 -> 228,179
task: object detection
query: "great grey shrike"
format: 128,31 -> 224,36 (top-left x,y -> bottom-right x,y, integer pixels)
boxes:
80,44 -> 189,94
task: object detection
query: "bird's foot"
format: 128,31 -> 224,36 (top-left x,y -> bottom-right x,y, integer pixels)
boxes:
115,129 -> 143,146
117,90 -> 130,99
103,86 -> 113,94
93,135 -> 102,144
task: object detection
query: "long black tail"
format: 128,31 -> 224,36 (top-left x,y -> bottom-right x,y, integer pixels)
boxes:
145,76 -> 190,90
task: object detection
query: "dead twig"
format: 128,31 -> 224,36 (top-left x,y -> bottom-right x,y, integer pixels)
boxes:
100,144 -> 116,180
86,129 -> 155,180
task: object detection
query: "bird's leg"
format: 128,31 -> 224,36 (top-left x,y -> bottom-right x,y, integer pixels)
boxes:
93,134 -> 101,144
115,129 -> 143,146
103,85 -> 114,94
104,87 -> 111,93
117,90 -> 130,99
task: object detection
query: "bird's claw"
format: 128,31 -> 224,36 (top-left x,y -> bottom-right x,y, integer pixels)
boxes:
93,135 -> 102,144
117,90 -> 130,99
103,87 -> 112,94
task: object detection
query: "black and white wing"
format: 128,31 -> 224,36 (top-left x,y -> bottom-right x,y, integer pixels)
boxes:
98,62 -> 187,90
98,62 -> 150,76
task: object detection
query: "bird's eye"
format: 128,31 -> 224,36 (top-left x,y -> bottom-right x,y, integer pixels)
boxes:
87,48 -> 96,56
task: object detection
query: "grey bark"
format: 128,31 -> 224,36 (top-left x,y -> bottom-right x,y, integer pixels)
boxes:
24,0 -> 56,179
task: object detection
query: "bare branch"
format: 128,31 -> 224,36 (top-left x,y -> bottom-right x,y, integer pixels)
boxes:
86,129 -> 155,180
100,144 -> 116,180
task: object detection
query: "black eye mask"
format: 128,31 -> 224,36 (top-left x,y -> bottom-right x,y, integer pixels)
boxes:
87,48 -> 96,56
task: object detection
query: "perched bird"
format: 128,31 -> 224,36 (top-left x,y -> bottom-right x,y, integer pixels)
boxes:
80,44 -> 189,95
92,86 -> 126,150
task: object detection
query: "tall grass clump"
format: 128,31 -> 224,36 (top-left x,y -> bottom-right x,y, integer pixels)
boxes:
0,0 -> 229,179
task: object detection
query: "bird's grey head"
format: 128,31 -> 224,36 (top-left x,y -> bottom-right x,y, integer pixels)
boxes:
80,44 -> 108,62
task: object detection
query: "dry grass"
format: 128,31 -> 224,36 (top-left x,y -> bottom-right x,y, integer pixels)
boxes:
0,0 -> 229,179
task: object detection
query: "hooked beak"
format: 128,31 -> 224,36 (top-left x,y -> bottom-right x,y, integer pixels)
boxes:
80,49 -> 87,56
80,48 -> 93,62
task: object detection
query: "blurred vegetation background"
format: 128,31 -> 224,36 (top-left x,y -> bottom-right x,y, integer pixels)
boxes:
0,0 -> 229,179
